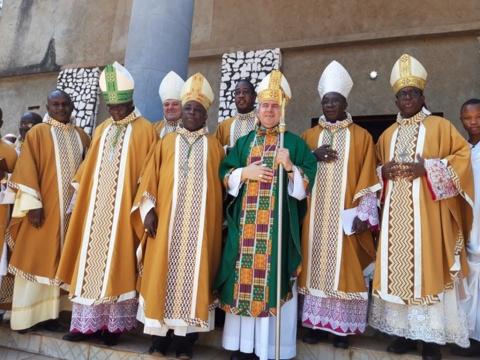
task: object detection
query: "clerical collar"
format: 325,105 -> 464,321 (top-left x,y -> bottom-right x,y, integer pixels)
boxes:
165,119 -> 179,127
396,107 -> 431,126
236,110 -> 257,122
256,124 -> 279,136
46,116 -> 74,129
176,126 -> 208,140
109,110 -> 139,127
318,112 -> 353,131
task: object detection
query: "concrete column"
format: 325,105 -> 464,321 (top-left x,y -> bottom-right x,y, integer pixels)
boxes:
124,0 -> 194,121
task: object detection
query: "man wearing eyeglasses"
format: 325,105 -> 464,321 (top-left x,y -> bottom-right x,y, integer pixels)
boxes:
215,79 -> 258,151
370,54 -> 473,360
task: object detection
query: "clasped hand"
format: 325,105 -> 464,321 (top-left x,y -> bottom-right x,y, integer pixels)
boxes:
241,148 -> 293,182
382,155 -> 426,181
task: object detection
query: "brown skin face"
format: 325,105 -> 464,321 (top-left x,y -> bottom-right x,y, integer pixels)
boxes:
321,92 -> 347,122
46,90 -> 74,124
108,101 -> 135,121
461,103 -> 480,145
395,86 -> 425,118
19,112 -> 42,141
234,80 -> 256,114
182,101 -> 207,131
163,99 -> 182,123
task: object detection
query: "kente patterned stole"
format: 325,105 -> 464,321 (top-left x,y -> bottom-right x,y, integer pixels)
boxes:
232,125 -> 279,317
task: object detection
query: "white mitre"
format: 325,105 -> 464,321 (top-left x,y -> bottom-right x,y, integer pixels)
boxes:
158,71 -> 185,102
317,60 -> 353,99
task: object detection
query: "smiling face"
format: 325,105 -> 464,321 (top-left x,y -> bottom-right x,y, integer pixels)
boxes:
234,80 -> 256,114
321,92 -> 347,122
461,103 -> 480,141
107,101 -> 135,121
181,101 -> 207,131
258,100 -> 281,129
163,99 -> 182,122
46,91 -> 74,123
395,86 -> 425,118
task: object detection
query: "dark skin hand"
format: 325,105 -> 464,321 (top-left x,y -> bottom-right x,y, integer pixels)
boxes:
382,154 -> 426,181
352,216 -> 369,234
144,209 -> 158,238
313,144 -> 338,162
28,208 -> 45,228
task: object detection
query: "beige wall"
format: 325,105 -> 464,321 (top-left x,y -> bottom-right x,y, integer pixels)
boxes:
1,0 -> 479,136
0,73 -> 57,134
191,0 -> 480,56
189,0 -> 480,135
0,0 -> 132,75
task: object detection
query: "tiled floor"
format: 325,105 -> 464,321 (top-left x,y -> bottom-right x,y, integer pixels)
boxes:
0,322 -> 471,359
0,347 -> 55,360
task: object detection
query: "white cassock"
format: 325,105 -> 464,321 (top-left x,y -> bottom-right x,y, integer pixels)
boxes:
463,144 -> 480,341
223,166 -> 306,360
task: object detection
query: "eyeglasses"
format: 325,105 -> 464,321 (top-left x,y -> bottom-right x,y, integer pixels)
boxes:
396,89 -> 423,100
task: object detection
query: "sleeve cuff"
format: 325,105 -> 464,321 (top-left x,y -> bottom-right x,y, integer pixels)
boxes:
227,168 -> 244,197
288,166 -> 307,200
424,158 -> 459,201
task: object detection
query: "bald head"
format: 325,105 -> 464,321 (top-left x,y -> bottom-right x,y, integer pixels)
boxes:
46,89 -> 74,124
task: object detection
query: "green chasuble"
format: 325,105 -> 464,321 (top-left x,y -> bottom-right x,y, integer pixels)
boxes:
215,129 -> 316,317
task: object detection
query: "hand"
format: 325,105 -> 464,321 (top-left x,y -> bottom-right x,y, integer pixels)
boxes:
144,209 -> 158,238
401,155 -> 426,181
390,155 -> 426,181
276,148 -> 294,172
241,160 -> 274,182
381,161 -> 401,180
313,144 -> 338,162
28,208 -> 44,228
351,216 -> 369,234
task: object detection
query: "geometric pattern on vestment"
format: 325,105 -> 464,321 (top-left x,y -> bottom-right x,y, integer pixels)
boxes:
230,111 -> 257,147
79,114 -> 135,301
163,127 -> 208,328
48,117 -> 84,247
231,128 -> 278,317
302,120 -> 363,300
387,111 -> 439,305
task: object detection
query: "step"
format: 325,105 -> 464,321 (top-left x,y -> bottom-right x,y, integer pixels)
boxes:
0,321 -> 470,359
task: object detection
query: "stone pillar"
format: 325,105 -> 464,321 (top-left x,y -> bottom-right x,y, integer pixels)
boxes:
124,0 -> 194,121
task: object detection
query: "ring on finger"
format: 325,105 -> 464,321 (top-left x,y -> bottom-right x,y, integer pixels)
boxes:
324,154 -> 328,158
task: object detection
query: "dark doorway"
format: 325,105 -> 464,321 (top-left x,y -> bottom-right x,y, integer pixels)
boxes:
311,112 -> 443,142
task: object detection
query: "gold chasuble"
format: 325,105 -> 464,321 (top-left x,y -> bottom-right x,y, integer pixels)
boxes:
154,119 -> 177,139
215,111 -> 257,148
0,140 -> 17,308
299,119 -> 379,298
373,113 -> 473,305
8,119 -> 90,283
56,112 -> 158,305
0,141 -> 17,259
133,128 -> 224,336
